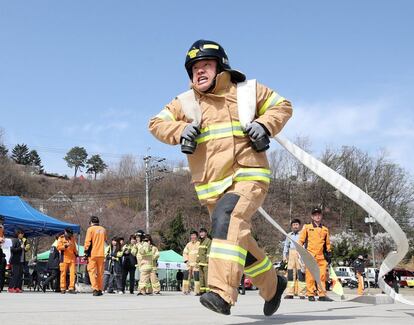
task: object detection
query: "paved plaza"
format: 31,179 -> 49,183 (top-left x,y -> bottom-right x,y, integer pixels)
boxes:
1,289 -> 413,325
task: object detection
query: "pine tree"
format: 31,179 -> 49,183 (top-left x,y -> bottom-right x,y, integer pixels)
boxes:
0,144 -> 8,159
27,150 -> 44,173
86,154 -> 108,180
159,213 -> 187,253
63,146 -> 88,178
11,144 -> 30,165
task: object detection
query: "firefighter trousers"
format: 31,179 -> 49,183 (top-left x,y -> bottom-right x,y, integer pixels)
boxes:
357,272 -> 364,296
305,255 -> 327,297
150,270 -> 161,293
183,265 -> 200,294
88,256 -> 104,291
205,181 -> 277,305
199,264 -> 209,293
60,261 -> 76,290
138,269 -> 153,294
286,249 -> 306,297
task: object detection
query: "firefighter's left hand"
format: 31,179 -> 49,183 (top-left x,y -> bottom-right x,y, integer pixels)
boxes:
245,122 -> 267,140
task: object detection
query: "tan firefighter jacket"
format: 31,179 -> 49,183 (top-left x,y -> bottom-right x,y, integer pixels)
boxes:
183,240 -> 200,268
149,71 -> 292,201
197,237 -> 212,267
136,242 -> 159,272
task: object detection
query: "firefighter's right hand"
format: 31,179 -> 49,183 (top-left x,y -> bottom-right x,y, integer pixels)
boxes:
282,256 -> 287,262
181,124 -> 200,141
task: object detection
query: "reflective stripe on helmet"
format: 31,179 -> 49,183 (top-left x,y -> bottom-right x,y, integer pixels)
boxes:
156,109 -> 176,121
258,92 -> 285,116
203,44 -> 220,50
195,121 -> 245,144
209,241 -> 247,266
195,168 -> 271,200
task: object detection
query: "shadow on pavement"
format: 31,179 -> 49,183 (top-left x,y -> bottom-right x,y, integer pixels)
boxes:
235,305 -> 399,324
235,314 -> 400,325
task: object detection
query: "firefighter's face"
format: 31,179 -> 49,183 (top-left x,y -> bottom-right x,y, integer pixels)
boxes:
291,222 -> 300,232
192,59 -> 217,92
311,212 -> 322,223
190,234 -> 198,242
200,231 -> 206,239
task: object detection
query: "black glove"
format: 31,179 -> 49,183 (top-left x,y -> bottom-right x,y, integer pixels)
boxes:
245,122 -> 268,140
181,124 -> 200,142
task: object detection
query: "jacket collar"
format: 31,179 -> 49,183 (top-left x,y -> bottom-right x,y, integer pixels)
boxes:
191,71 -> 232,97
312,221 -> 323,228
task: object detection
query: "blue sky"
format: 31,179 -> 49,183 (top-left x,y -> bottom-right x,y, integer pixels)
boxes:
1,0 -> 413,177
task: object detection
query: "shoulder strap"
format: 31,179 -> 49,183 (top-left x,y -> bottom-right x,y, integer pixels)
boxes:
236,79 -> 257,128
177,80 -> 257,129
177,90 -> 202,126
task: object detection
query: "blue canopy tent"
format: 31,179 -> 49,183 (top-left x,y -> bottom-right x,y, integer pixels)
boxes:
0,196 -> 80,237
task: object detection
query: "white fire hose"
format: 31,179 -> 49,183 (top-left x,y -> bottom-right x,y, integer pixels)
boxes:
258,135 -> 414,305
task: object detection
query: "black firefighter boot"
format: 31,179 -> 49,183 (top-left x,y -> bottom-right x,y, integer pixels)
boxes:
199,292 -> 231,315
263,275 -> 287,317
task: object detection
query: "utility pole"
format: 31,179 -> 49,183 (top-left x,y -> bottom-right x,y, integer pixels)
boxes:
143,155 -> 166,234
144,156 -> 151,234
365,185 -> 377,269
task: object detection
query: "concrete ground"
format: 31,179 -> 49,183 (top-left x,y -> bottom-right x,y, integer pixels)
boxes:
0,289 -> 413,325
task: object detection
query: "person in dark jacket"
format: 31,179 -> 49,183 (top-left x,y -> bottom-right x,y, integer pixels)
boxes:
0,252 -> 6,293
42,235 -> 61,293
121,235 -> 138,294
9,230 -> 30,293
104,237 -> 123,294
384,269 -> 400,294
176,269 -> 184,291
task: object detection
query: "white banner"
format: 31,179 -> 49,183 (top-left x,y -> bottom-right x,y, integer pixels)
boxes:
158,261 -> 187,270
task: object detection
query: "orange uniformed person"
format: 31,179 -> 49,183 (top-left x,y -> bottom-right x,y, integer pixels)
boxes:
298,207 -> 333,301
352,255 -> 366,296
57,228 -> 78,293
149,40 -> 292,316
84,215 -> 107,296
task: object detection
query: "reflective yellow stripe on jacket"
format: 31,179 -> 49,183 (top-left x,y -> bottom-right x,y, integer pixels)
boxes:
195,121 -> 245,144
156,109 -> 176,121
258,91 -> 285,116
244,256 -> 273,278
209,242 -> 247,266
195,168 -> 271,200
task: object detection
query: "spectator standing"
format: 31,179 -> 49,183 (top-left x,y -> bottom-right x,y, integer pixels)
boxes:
42,236 -> 61,293
196,228 -> 211,295
104,237 -> 123,294
84,216 -> 107,296
9,230 -> 30,293
182,231 -> 200,295
351,255 -> 366,296
57,229 -> 78,294
283,219 -> 306,299
298,207 -> 333,302
121,235 -> 138,294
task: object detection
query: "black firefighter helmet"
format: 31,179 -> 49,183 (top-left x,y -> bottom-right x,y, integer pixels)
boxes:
185,39 -> 246,83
